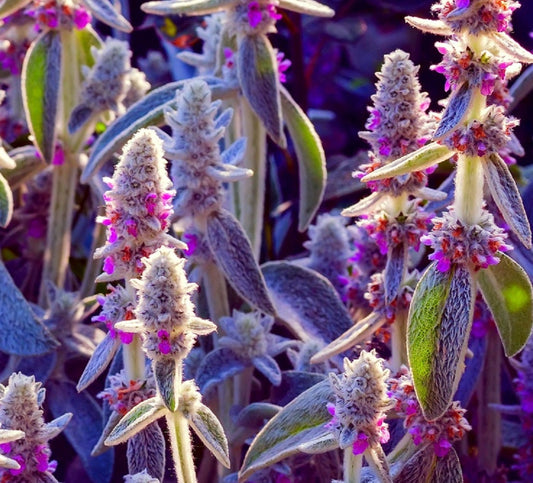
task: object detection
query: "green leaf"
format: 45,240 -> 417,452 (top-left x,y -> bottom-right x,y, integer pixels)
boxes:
142,0 -> 236,15
238,34 -> 285,147
82,76 -> 231,182
278,0 -> 334,16
408,263 -> 475,420
280,87 -> 326,232
239,379 -> 334,481
189,402 -> 230,468
261,261 -> 353,343
433,82 -> 474,141
0,0 -> 32,18
361,142 -> 453,182
81,0 -> 133,32
106,397 -> 166,446
0,172 -> 13,228
478,253 -> 533,356
22,30 -> 62,163
154,358 -> 178,411
483,153 -> 531,248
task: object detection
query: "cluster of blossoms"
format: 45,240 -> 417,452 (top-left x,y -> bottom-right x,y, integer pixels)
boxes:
24,0 -> 91,31
431,0 -> 519,34
326,351 -> 392,454
365,272 -> 414,325
388,367 -> 471,457
0,373 -> 69,481
421,207 -> 512,272
94,129 -> 184,282
92,284 -> 136,344
0,18 -> 32,76
227,0 -> 281,35
97,368 -> 157,416
222,46 -> 290,84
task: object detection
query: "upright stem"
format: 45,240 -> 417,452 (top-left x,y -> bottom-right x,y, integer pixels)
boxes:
238,98 -> 266,260
343,448 -> 362,483
202,261 -> 230,323
167,412 -> 198,483
390,310 -> 408,373
79,219 -> 105,299
122,279 -> 146,381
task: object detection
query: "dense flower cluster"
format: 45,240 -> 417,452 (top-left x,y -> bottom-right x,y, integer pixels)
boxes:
227,0 -> 280,36
24,0 -> 91,31
388,367 -> 471,457
421,207 -> 512,272
326,351 -> 392,454
365,272 -> 414,324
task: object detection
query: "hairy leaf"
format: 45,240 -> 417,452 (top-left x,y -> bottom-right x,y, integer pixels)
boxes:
196,348 -> 247,395
433,82 -> 474,140
16,351 -> 57,383
42,413 -> 72,440
22,29 -> 62,163
341,192 -> 383,218
47,380 -> 114,483
490,32 -> 533,64
77,333 -> 120,392
455,334 -> 487,407
394,445 -> 435,483
81,0 -> 133,32
0,173 -> 13,228
238,34 -> 285,146
235,403 -> 281,429
298,432 -> 338,454
239,379 -> 334,481
3,146 -> 47,189
154,358 -> 178,411
189,402 -> 230,468
127,423 -> 166,481
384,242 -> 407,305
432,447 -> 463,482
278,0 -> 334,16
206,209 -> 276,316
270,371 -> 326,406
0,146 -> 15,170
366,445 -> 392,483
509,64 -> 533,111
408,263 -> 475,420
92,410 -> 122,456
280,86 -> 326,231
404,16 -> 452,35
142,0 -> 236,16
483,153 -> 531,248
361,142 -> 452,182
252,355 -> 282,386
262,261 -> 352,342
478,253 -> 533,357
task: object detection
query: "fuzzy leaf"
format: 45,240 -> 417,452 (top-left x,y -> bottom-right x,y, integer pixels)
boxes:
239,379 -> 334,481
0,0 -> 32,19
433,82 -> 474,141
235,403 -> 281,428
509,65 -> 533,111
261,261 -> 352,342
196,348 -> 247,395
281,86 -> 326,231
82,77 -> 231,182
478,253 -> 533,357
106,397 -> 166,446
68,105 -> 94,135
298,432 -> 338,454
16,351 -> 57,383
142,0 -> 236,16
238,34 -> 285,147
0,172 -> 13,228
490,32 -> 533,64
189,402 -> 230,468
92,410 -> 122,456
0,261 -> 58,355
22,29 -> 62,163
206,209 -> 276,316
361,142 -> 452,182
206,164 -> 253,182
0,454 -> 21,471
127,422 -> 166,481
0,429 -> 24,445
404,16 -> 452,35
455,334 -> 487,407
221,138 -> 247,166
433,447 -> 463,482
366,445 -> 392,483
47,380 -> 114,483
42,413 -> 72,440
483,153 -> 531,248
395,445 -> 435,483
270,371 -> 326,406
252,355 -> 282,386
384,242 -> 407,305
341,192 -> 384,218
154,358 -> 178,412
0,147 -> 15,170
77,333 -> 120,392
3,146 -> 46,189
278,0 -> 334,16
408,263 -> 475,420
81,0 -> 133,32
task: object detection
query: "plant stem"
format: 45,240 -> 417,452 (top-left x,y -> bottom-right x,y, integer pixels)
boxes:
122,279 -> 145,381
167,412 -> 198,483
454,154 -> 484,226
79,218 -> 105,299
343,448 -> 362,483
202,261 -> 230,323
390,309 -> 408,373
238,97 -> 266,260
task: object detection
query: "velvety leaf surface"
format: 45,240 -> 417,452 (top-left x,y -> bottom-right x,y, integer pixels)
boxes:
433,82 -> 474,141
394,445 -> 435,483
234,403 -> 281,429
278,0 -> 334,16
3,146 -> 47,189
206,209 -> 276,316
384,242 -> 407,305
0,173 -> 13,228
196,348 -> 247,395
77,333 -> 119,392
81,0 -> 133,32
491,32 -> 533,63
46,380 -> 114,483
154,358 -> 178,411
432,447 -> 463,482
239,379 -> 334,481
405,16 -> 452,35
142,0 -> 236,16
478,253 -> 533,356
22,29 -> 61,163
280,86 -> 326,232
509,64 -> 533,111
261,261 -> 352,342
126,422 -> 165,481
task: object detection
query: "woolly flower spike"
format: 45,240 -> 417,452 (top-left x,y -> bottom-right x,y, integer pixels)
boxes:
388,367 -> 471,457
326,351 -> 392,454
93,284 -> 136,344
153,79 -> 252,219
94,128 -> 185,282
421,207 -> 511,272
69,38 -> 150,134
0,373 -> 71,482
119,246 -> 216,362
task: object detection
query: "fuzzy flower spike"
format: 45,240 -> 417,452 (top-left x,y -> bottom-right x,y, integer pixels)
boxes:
0,373 -> 72,482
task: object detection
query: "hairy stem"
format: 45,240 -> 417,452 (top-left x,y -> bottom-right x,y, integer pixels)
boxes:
390,309 -> 408,373
79,218 -> 105,299
122,279 -> 145,381
454,154 -> 484,225
167,412 -> 198,483
343,448 -> 362,483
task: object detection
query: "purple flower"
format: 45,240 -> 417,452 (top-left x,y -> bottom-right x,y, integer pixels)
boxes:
434,439 -> 452,457
247,1 -> 262,28
352,432 -> 369,455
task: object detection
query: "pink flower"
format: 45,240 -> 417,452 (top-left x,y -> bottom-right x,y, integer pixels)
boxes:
73,8 -> 91,29
247,1 -> 262,28
352,432 -> 369,455
434,439 -> 452,457
157,329 -> 171,354
456,0 -> 470,8
103,256 -> 115,275
276,51 -> 291,83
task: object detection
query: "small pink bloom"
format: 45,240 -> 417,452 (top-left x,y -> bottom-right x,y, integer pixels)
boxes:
267,3 -> 282,21
119,331 -> 134,344
434,439 -> 452,457
73,8 -> 91,29
125,219 -> 138,237
103,256 -> 115,275
456,0 -> 470,8
52,146 -> 64,166
247,1 -> 262,28
10,454 -> 26,475
108,227 -> 118,243
352,432 -> 369,455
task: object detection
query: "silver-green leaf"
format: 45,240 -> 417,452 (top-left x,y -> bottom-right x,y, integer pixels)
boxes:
154,358 -> 178,412
433,82 -> 474,141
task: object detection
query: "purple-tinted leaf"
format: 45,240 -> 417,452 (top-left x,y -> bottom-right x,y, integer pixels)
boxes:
261,261 -> 352,343
196,348 -> 247,395
81,0 -> 132,32
483,153 -> 531,248
478,253 -> 533,356
252,355 -> 282,386
46,380 -> 114,483
22,29 -> 61,163
394,445 -> 435,483
408,263 -> 475,420
270,371 -> 326,406
153,358 -> 178,412
4,146 -> 47,189
433,82 -> 474,141
127,422 -> 165,481
235,403 -> 281,429
16,349 -> 57,383
77,333 -> 120,392
433,447 -> 463,482
68,105 -> 94,135
0,173 -> 13,228
509,64 -> 533,112
206,209 -> 276,316
92,410 -> 122,456
385,242 -> 407,305
237,34 -> 285,147
455,334 -> 487,407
